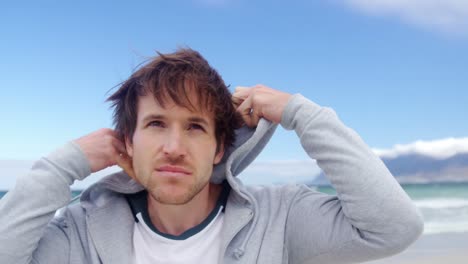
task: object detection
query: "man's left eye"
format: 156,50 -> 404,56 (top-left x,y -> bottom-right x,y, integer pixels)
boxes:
189,124 -> 204,131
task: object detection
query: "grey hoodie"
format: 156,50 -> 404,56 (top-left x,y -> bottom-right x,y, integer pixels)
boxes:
0,94 -> 423,264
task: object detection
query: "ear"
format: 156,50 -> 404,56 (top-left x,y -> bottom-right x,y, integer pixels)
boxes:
214,143 -> 225,165
125,136 -> 134,157
121,136 -> 139,182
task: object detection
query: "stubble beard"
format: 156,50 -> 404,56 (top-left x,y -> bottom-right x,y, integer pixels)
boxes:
134,155 -> 214,205
146,175 -> 210,205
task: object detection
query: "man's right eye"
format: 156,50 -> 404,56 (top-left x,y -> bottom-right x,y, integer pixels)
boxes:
148,121 -> 164,127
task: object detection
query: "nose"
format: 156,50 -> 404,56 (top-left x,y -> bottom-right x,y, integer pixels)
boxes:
162,128 -> 187,160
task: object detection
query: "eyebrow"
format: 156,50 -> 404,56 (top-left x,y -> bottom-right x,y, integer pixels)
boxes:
141,114 -> 165,125
187,117 -> 210,127
141,114 -> 210,127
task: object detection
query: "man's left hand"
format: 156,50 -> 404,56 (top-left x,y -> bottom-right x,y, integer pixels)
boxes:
232,84 -> 292,127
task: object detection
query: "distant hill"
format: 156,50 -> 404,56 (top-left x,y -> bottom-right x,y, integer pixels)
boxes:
312,139 -> 468,185
382,153 -> 468,183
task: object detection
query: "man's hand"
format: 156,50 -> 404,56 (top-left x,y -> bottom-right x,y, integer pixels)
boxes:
232,84 -> 292,127
74,128 -> 135,179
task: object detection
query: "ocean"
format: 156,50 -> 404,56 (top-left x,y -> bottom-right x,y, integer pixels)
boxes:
1,183 -> 467,235
317,182 -> 468,235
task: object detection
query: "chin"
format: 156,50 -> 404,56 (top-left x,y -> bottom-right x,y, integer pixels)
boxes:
156,196 -> 193,205
149,185 -> 200,205
152,191 -> 195,205
145,175 -> 211,205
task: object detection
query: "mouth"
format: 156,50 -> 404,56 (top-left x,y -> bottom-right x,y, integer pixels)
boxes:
155,165 -> 192,177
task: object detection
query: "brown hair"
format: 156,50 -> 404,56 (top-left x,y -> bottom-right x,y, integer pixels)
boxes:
107,48 -> 241,151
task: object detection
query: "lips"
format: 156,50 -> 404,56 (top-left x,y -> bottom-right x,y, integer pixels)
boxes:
156,165 -> 192,175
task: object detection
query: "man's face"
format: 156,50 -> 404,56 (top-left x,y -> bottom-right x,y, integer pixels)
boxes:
125,92 -> 224,205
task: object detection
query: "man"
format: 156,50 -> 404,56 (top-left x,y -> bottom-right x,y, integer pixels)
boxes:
0,48 -> 423,263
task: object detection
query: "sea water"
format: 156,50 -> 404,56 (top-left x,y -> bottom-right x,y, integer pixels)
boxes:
403,183 -> 468,234
317,182 -> 468,235
1,183 -> 467,234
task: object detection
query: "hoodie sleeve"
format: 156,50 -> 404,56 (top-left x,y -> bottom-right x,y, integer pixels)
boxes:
0,142 -> 91,264
280,94 -> 424,264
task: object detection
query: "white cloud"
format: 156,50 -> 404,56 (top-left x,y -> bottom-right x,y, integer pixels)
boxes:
343,0 -> 468,35
373,137 -> 468,159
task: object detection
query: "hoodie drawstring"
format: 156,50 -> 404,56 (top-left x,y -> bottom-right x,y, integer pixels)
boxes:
228,178 -> 260,259
236,189 -> 260,259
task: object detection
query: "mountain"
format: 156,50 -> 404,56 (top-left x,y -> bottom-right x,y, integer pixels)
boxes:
382,153 -> 468,183
312,137 -> 468,185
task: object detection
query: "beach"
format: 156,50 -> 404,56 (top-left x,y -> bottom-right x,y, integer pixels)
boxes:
365,232 -> 468,264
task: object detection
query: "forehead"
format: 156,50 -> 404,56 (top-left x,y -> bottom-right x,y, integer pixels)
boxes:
136,92 -> 215,123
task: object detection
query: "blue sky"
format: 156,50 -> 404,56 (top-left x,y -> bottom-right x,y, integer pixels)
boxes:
1,0 -> 467,166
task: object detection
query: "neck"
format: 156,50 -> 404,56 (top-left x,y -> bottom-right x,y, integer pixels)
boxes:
147,183 -> 222,236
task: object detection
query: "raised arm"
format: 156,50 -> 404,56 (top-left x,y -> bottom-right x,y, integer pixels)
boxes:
233,85 -> 423,263
0,129 -> 131,264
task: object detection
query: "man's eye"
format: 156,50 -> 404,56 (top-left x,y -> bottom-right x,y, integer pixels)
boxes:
148,121 -> 163,127
189,123 -> 204,131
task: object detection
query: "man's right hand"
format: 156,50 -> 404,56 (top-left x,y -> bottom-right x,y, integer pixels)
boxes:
74,128 -> 135,178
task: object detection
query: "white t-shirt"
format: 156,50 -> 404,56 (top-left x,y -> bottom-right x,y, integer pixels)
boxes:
126,182 -> 230,264
132,207 -> 224,264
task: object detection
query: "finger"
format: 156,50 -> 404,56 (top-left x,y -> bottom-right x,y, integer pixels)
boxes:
232,95 -> 244,108
234,86 -> 250,93
233,86 -> 252,99
237,96 -> 257,127
249,108 -> 261,127
232,86 -> 253,108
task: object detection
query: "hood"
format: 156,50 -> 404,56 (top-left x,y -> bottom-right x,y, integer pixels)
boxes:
79,119 -> 278,203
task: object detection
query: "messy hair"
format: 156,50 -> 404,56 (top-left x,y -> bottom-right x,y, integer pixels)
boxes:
107,48 -> 241,151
